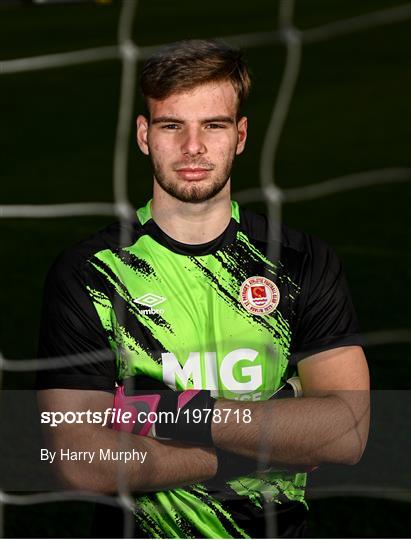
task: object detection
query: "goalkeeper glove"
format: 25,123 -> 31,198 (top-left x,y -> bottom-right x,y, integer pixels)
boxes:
210,377 -> 304,482
111,376 -> 215,446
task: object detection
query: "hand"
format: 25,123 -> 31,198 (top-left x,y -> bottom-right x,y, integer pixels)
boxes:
111,376 -> 215,446
208,376 -> 305,487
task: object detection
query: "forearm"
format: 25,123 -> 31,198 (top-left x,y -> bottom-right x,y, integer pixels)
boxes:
47,425 -> 217,493
212,393 -> 369,467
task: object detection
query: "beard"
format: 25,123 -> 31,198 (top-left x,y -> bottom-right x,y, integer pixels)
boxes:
150,154 -> 235,204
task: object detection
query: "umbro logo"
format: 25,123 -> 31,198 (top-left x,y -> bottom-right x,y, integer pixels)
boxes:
133,293 -> 166,315
134,293 -> 166,307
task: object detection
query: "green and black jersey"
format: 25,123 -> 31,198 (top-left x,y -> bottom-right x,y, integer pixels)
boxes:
38,200 -> 362,538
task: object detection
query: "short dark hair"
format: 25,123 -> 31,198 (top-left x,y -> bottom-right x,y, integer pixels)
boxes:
140,39 -> 251,115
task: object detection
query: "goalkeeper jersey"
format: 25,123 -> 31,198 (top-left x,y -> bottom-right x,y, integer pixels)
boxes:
37,200 -> 362,538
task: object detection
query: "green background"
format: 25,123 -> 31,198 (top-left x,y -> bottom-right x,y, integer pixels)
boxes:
1,0 -> 410,537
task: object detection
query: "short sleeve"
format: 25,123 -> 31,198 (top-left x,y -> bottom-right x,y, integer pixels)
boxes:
290,235 -> 363,364
36,250 -> 116,393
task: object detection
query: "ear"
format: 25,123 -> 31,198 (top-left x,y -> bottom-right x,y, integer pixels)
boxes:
236,116 -> 248,155
136,115 -> 149,155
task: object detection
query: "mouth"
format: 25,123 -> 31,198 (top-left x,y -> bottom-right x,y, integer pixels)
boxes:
175,167 -> 212,181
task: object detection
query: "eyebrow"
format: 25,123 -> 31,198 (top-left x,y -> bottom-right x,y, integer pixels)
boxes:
151,116 -> 235,125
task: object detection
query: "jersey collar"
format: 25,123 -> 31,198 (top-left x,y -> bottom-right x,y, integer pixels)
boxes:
136,200 -> 240,256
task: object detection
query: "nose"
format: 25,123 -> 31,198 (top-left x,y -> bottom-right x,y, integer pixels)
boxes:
181,126 -> 206,157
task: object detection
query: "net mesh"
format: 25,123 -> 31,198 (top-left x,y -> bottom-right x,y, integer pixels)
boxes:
1,0 -> 411,537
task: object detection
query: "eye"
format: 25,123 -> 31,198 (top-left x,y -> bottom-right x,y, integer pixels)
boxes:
206,123 -> 225,129
162,124 -> 180,130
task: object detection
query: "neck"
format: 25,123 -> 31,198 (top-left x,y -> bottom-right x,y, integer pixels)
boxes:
151,181 -> 232,245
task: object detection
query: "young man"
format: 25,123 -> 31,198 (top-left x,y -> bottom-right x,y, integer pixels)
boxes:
37,40 -> 370,538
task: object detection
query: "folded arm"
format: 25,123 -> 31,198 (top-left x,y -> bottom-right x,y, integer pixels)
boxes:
37,388 -> 217,493
211,346 -> 370,468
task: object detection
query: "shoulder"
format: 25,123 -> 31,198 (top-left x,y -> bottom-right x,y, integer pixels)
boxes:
48,218 -> 142,281
238,205 -> 336,265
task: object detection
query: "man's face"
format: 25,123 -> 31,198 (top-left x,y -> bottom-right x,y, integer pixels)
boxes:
136,80 -> 247,204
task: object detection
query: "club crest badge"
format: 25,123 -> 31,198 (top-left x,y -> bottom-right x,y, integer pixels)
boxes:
240,276 -> 280,315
